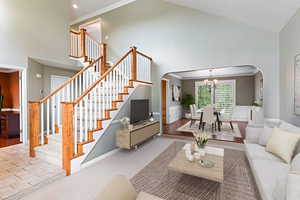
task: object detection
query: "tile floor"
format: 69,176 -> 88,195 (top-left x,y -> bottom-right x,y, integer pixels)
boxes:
0,144 -> 64,200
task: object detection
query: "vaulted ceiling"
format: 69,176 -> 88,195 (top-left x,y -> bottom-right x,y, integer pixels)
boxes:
70,0 -> 300,32
70,0 -> 135,24
165,0 -> 300,32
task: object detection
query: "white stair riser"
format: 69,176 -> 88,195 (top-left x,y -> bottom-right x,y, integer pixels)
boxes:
36,151 -> 62,167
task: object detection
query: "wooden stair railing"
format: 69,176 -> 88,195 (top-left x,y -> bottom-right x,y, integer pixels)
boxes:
61,47 -> 152,175
29,55 -> 104,158
70,29 -> 107,69
29,28 -> 108,158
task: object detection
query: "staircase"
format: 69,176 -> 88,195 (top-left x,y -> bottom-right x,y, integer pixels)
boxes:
29,29 -> 152,175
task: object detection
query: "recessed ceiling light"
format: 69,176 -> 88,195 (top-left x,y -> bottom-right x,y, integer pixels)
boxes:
72,4 -> 78,9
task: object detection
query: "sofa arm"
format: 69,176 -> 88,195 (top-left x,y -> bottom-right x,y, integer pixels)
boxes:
287,173 -> 300,200
245,126 -> 263,144
287,153 -> 300,200
96,175 -> 137,200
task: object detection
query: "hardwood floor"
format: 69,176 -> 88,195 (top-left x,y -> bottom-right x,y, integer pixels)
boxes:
162,118 -> 247,144
0,136 -> 21,148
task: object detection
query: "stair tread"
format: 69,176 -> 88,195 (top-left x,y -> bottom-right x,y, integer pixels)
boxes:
35,145 -> 61,157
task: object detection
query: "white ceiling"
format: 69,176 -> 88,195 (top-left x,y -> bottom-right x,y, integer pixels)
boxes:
165,0 -> 300,32
70,0 -> 300,32
167,66 -> 259,80
70,0 -> 136,25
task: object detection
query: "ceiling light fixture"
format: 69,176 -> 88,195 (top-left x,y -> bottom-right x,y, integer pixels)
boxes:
204,69 -> 218,89
72,4 -> 78,9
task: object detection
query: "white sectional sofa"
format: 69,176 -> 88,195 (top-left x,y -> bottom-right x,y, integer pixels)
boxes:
245,119 -> 300,200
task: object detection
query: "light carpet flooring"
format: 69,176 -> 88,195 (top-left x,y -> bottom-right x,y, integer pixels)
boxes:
19,137 -> 244,200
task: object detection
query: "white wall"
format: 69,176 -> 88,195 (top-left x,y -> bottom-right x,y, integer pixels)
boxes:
84,84 -> 152,163
98,0 -> 279,118
279,9 -> 300,126
0,0 -> 71,68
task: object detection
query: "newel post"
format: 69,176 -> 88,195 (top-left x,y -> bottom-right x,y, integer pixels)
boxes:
101,43 -> 107,75
61,102 -> 74,176
29,102 -> 40,157
80,28 -> 87,62
131,46 -> 137,81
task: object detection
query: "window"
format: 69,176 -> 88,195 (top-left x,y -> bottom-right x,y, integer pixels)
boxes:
195,80 -> 236,115
195,82 -> 212,109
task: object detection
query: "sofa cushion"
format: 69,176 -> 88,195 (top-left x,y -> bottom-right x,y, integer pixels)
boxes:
137,192 -> 164,200
252,160 -> 289,200
245,127 -> 264,144
258,126 -> 273,146
266,128 -> 300,163
291,153 -> 300,174
286,153 -> 300,200
272,174 -> 288,200
287,173 -> 300,200
279,122 -> 300,156
96,175 -> 137,200
264,118 -> 282,128
245,143 -> 283,163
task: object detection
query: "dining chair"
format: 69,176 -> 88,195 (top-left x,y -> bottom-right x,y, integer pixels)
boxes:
190,104 -> 201,128
202,105 -> 217,132
219,109 -> 234,130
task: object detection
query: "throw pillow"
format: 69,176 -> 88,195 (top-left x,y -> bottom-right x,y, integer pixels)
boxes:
258,126 -> 273,146
266,128 -> 300,163
279,122 -> 300,156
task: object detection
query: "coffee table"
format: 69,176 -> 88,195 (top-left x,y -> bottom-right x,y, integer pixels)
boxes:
168,146 -> 224,183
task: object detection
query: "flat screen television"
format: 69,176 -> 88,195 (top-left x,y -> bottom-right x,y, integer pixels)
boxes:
130,99 -> 149,124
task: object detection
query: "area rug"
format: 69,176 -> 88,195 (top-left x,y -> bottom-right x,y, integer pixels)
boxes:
131,142 -> 261,200
176,121 -> 242,138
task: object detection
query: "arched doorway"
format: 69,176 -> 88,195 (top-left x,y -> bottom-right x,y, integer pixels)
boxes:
160,65 -> 264,143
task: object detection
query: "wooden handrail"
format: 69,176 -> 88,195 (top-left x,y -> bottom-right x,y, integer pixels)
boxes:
74,49 -> 133,104
39,56 -> 103,104
70,30 -> 80,35
137,51 -> 152,61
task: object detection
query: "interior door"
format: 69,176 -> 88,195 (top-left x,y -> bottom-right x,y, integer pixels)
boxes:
51,75 -> 69,92
161,80 -> 167,124
50,76 -> 69,120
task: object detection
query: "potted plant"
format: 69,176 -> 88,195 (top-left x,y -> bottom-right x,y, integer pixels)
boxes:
193,132 -> 208,157
181,94 -> 194,118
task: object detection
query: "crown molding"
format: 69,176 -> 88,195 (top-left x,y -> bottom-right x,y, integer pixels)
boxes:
166,73 -> 183,80
180,72 -> 258,80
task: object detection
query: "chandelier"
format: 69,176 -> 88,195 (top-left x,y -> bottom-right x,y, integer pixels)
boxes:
204,69 -> 218,88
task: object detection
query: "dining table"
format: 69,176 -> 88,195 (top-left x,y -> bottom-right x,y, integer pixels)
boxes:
197,110 -> 222,132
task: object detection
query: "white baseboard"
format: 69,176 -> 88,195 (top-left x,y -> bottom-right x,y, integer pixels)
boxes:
2,108 -> 20,112
81,148 -> 120,169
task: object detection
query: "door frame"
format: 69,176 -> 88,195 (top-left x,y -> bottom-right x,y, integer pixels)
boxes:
79,18 -> 102,43
0,64 -> 27,144
161,78 -> 170,125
